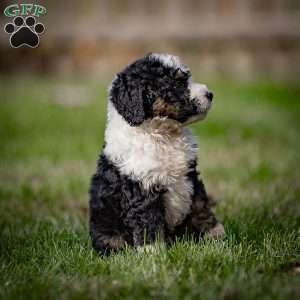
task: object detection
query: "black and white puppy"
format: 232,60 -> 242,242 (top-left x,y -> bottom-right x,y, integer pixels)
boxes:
89,53 -> 225,255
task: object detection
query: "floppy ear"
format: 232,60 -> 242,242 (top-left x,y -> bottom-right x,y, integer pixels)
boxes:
109,74 -> 145,126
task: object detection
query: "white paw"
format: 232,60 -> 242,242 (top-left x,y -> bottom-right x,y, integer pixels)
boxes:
137,245 -> 156,254
207,223 -> 225,239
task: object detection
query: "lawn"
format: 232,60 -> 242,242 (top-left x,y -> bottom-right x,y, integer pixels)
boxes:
0,76 -> 299,300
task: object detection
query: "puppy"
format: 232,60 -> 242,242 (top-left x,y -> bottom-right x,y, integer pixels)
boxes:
89,53 -> 224,255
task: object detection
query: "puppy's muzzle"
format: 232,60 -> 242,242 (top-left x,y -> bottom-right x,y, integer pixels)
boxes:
189,83 -> 213,114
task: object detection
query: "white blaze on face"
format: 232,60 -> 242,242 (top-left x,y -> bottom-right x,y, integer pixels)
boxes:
189,83 -> 211,113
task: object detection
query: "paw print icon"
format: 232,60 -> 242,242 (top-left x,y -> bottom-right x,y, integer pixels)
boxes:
4,16 -> 45,48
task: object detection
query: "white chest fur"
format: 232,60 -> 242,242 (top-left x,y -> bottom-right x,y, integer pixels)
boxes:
104,102 -> 199,229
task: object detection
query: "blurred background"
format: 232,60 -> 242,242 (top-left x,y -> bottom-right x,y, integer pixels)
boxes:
0,0 -> 300,80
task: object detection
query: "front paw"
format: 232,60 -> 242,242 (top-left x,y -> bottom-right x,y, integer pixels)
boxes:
137,244 -> 157,254
206,223 -> 225,239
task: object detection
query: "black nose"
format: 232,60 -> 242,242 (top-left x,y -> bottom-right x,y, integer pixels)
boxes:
206,91 -> 213,102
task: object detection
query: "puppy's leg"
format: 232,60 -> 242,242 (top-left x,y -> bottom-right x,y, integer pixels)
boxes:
190,193 -> 225,238
90,229 -> 127,256
89,158 -> 129,256
89,200 -> 128,255
186,161 -> 225,238
130,203 -> 166,248
122,183 -> 166,248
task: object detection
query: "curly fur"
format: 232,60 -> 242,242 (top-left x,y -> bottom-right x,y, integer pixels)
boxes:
89,53 -> 224,255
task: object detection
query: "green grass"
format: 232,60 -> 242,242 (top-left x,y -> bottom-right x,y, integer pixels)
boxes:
0,75 -> 300,300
